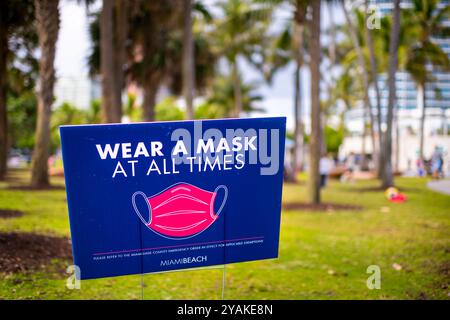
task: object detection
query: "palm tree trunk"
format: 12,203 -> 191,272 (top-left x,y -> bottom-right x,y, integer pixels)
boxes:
183,0 -> 195,120
112,0 -> 127,123
231,59 -> 242,118
293,5 -> 305,174
394,109 -> 400,172
293,62 -> 303,174
418,82 -> 426,161
143,78 -> 157,122
361,118 -> 367,167
308,0 -> 321,204
31,0 -> 60,188
100,0 -> 116,123
382,0 -> 400,188
0,26 -> 7,180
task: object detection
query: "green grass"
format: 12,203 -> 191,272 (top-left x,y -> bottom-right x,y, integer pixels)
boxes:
0,169 -> 449,299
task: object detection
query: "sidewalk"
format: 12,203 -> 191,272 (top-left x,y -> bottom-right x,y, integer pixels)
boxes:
427,179 -> 450,196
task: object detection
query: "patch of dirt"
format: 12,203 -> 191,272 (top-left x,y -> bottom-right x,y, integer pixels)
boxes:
0,210 -> 24,219
283,202 -> 363,212
438,261 -> 450,277
0,232 -> 72,273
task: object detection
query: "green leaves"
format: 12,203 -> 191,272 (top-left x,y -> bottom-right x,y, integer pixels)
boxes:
404,1 -> 450,84
205,75 -> 263,117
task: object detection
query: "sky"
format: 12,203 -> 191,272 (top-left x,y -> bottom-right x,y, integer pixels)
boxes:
54,0 -> 345,131
55,1 -> 91,77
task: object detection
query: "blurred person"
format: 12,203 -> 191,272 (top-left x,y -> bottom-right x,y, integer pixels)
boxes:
341,152 -> 356,183
319,154 -> 334,188
431,146 -> 443,179
403,158 -> 416,177
416,156 -> 425,177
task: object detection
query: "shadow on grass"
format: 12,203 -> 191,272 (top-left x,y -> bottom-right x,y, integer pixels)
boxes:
0,209 -> 24,219
345,185 -> 423,193
3,168 -> 65,191
283,202 -> 363,212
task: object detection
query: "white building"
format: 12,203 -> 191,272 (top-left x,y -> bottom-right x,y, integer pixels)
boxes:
54,75 -> 100,109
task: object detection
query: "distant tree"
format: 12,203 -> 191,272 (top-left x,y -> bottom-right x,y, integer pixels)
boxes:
210,0 -> 272,117
183,0 -> 195,120
128,1 -> 182,122
324,125 -> 344,155
404,0 -> 450,161
382,0 -> 401,188
266,0 -> 309,178
50,102 -> 87,152
154,97 -> 185,121
205,75 -> 264,117
31,0 -> 60,188
195,102 -> 227,120
180,0 -> 214,120
364,0 -> 384,177
119,96 -> 185,122
342,1 -> 376,170
0,0 -> 36,179
7,92 -> 37,150
87,1 -> 215,123
87,99 -> 102,124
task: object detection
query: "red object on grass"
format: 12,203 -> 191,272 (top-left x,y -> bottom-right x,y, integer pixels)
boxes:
389,193 -> 407,203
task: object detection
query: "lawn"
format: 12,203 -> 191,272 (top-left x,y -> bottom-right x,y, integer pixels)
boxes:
0,169 -> 449,299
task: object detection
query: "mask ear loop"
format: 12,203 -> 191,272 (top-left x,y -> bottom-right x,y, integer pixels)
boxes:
132,191 -> 152,226
210,185 -> 228,220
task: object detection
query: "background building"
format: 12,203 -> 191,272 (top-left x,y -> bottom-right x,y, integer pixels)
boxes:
54,75 -> 101,110
342,0 -> 450,173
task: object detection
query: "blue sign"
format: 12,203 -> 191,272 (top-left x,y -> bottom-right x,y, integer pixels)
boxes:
60,117 -> 286,279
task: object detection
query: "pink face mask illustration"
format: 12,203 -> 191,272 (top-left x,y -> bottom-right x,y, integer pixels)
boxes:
132,183 -> 228,239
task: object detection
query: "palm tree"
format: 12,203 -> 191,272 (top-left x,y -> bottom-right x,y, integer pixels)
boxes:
264,0 -> 309,178
0,0 -> 35,180
181,0 -> 213,120
292,1 -> 308,174
382,0 -> 401,188
204,75 -> 264,117
81,0 -> 126,123
364,0 -> 384,177
367,9 -> 418,179
211,0 -> 271,117
342,1 -> 376,170
31,0 -> 60,187
183,0 -> 195,120
128,1 -> 186,122
308,0 -> 321,204
404,0 -> 450,161
334,68 -> 363,113
113,0 -> 128,122
88,1 -> 215,122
